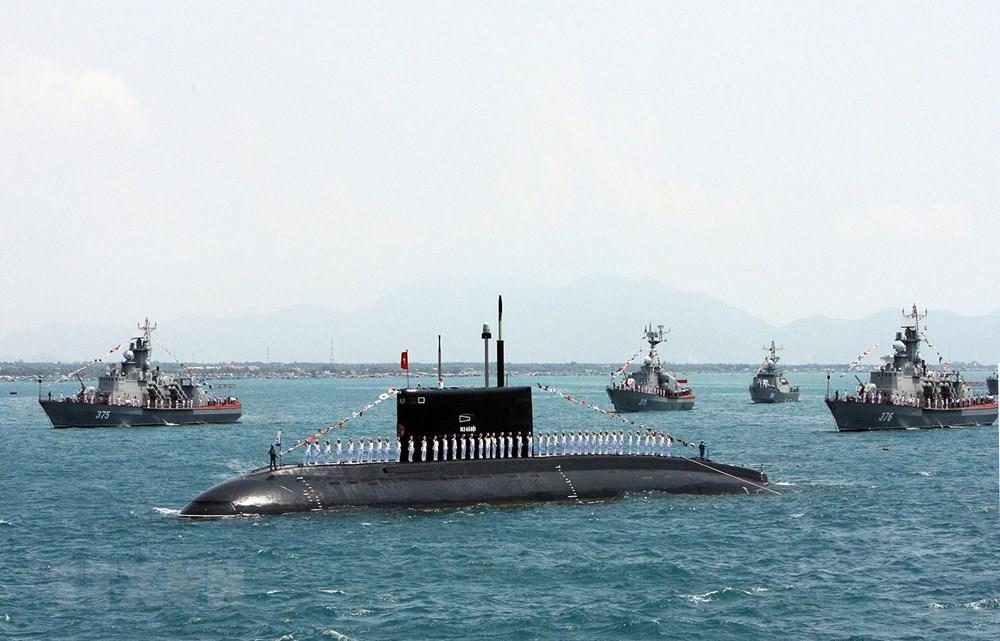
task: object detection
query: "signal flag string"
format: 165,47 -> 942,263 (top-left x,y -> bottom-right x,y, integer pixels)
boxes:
840,343 -> 878,377
612,347 -> 647,377
536,383 -> 694,448
282,388 -> 399,456
53,342 -> 125,383
536,384 -> 780,496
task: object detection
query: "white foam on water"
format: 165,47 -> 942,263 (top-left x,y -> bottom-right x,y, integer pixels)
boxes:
680,589 -> 720,603
0,519 -> 13,526
917,471 -> 933,476
153,507 -> 180,517
321,630 -> 354,640
266,589 -> 283,595
348,608 -> 373,616
965,598 -> 1000,610
318,588 -> 345,595
276,634 -> 295,641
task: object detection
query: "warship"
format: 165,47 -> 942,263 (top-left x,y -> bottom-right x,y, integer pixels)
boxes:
38,320 -> 241,428
605,324 -> 695,412
180,299 -> 768,517
749,341 -> 800,403
824,305 -> 997,432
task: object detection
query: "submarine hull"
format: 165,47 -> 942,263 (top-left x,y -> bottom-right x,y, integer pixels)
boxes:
180,455 -> 768,517
605,388 -> 695,412
824,399 -> 998,431
39,399 -> 242,428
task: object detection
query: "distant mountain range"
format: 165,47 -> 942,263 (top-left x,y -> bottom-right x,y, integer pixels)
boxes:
1,275 -> 997,365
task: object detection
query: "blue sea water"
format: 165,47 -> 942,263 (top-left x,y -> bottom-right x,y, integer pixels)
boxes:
1,373 -> 997,641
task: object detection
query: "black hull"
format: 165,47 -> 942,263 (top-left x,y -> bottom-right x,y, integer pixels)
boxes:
824,399 -> 998,432
180,455 -> 768,517
39,400 -> 241,428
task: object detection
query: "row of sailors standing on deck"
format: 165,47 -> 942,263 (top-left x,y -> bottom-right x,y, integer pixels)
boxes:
537,430 -> 674,457
841,389 -> 994,408
302,438 -> 399,465
407,433 -> 530,462
300,430 -> 677,465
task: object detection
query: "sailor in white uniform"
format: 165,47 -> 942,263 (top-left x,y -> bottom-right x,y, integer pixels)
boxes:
460,435 -> 467,460
432,436 -> 439,462
407,437 -> 415,462
526,433 -> 533,457
336,439 -> 343,464
451,435 -> 458,461
347,439 -> 355,463
419,437 -> 427,462
506,433 -> 513,458
323,441 -> 332,464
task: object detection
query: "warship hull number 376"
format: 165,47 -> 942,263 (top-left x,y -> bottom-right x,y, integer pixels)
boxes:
824,305 -> 997,431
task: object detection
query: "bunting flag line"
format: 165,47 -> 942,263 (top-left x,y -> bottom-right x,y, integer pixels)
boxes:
535,383 -> 695,448
920,334 -> 952,370
612,347 -> 647,377
840,343 -> 878,377
53,342 -> 127,383
283,388 -> 399,456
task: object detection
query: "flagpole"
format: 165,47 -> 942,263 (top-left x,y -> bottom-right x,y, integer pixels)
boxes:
406,349 -> 410,388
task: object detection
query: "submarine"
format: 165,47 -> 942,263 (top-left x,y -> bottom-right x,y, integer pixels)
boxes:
180,298 -> 771,517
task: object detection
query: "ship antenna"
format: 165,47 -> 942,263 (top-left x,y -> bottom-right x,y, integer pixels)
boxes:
437,334 -> 443,389
481,322 -> 492,387
496,294 -> 505,388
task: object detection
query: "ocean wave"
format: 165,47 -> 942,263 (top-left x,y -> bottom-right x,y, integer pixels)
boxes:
321,630 -> 353,640
153,507 -> 180,517
679,586 -> 768,603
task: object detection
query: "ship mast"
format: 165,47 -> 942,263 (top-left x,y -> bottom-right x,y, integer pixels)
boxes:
644,323 -> 668,368
897,303 -> 925,369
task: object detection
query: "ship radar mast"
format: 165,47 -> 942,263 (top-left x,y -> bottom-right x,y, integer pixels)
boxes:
644,323 -> 669,368
131,318 -> 157,372
894,303 -> 925,369
760,340 -> 783,371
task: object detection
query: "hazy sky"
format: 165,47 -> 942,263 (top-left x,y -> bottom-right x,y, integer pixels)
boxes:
2,2 -> 997,338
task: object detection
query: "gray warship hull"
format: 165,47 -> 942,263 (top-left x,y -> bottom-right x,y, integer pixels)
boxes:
606,388 -> 695,412
749,386 -> 800,404
39,400 -> 242,428
824,399 -> 997,432
180,454 -> 768,517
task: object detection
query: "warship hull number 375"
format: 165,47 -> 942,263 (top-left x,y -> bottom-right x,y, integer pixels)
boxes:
38,320 -> 241,428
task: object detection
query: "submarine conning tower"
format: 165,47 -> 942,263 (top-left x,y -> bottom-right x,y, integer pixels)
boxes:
395,386 -> 533,462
